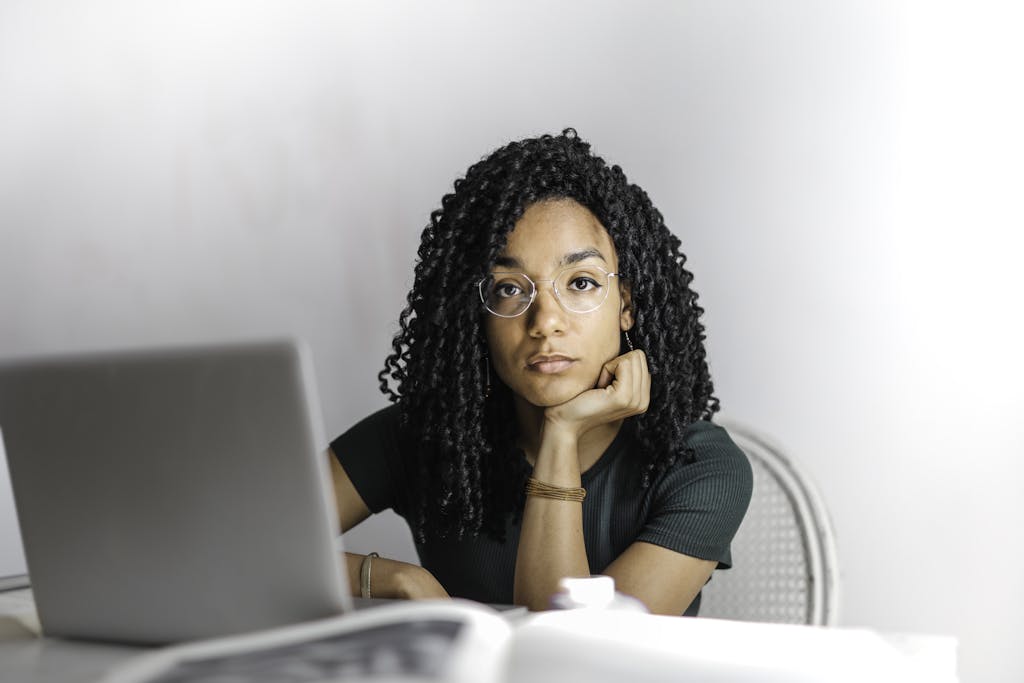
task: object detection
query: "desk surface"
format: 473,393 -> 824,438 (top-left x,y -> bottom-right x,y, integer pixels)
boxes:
1,636 -> 140,683
1,588 -> 958,683
0,590 -> 418,683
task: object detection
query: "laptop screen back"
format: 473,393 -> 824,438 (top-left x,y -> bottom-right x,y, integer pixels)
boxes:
0,431 -> 29,590
0,340 -> 351,643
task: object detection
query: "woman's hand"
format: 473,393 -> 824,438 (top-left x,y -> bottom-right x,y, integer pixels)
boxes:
543,349 -> 651,439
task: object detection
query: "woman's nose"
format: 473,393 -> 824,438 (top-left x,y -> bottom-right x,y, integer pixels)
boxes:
526,283 -> 567,337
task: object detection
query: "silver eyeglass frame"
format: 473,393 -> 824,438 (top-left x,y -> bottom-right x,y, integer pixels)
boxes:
477,267 -> 621,318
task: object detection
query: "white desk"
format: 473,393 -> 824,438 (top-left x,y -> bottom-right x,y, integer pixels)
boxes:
1,636 -> 141,683
1,587 -> 139,682
0,590 -> 409,683
1,588 -> 958,683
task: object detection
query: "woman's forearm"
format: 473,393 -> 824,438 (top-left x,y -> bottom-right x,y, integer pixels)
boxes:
513,426 -> 591,610
343,552 -> 449,600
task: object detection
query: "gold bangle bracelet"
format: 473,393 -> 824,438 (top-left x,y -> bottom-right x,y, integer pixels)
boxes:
359,552 -> 379,599
525,477 -> 586,502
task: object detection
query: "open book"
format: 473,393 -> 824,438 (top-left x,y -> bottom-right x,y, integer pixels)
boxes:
99,598 -> 956,683
100,600 -> 517,683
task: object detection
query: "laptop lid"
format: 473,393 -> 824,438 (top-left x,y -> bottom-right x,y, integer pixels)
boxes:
0,339 -> 351,643
0,430 -> 29,591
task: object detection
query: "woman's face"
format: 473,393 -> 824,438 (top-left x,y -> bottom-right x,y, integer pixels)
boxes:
483,199 -> 633,408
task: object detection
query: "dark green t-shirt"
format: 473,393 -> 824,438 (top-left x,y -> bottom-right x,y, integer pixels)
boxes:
331,404 -> 752,615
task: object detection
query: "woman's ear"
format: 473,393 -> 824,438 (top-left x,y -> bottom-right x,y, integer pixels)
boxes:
619,281 -> 635,331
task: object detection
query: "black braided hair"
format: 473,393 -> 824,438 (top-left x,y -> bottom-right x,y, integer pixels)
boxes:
379,128 -> 718,543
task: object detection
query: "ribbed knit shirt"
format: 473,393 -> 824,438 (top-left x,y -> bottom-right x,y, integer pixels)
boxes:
331,404 -> 753,616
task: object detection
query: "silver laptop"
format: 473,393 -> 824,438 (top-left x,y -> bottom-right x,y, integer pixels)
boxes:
0,429 -> 29,591
0,339 -> 351,644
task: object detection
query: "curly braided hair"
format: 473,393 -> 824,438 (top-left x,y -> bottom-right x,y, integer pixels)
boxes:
379,129 -> 718,543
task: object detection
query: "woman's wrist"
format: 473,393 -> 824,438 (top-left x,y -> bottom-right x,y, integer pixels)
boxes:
540,422 -> 581,452
541,410 -> 585,442
533,424 -> 583,485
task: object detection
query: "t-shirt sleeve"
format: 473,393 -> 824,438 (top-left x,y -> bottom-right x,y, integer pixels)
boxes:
329,404 -> 407,516
636,421 -> 753,569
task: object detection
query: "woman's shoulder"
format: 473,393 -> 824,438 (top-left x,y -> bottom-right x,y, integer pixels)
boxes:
330,402 -> 403,453
654,419 -> 754,492
354,402 -> 402,427
680,419 -> 747,461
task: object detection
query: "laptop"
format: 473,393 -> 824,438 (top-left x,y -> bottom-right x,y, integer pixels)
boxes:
0,339 -> 352,644
0,430 -> 29,591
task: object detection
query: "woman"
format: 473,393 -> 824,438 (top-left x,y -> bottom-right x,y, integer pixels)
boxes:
328,129 -> 752,616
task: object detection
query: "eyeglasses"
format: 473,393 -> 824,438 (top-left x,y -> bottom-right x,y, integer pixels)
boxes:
477,265 -> 621,318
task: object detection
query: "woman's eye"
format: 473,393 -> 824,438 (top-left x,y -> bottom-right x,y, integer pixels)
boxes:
568,277 -> 599,292
494,283 -> 523,298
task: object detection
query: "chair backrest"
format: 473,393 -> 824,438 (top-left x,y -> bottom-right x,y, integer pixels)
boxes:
699,421 -> 840,626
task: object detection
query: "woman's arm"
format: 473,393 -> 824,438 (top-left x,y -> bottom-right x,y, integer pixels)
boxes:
514,351 -> 653,610
328,450 -> 449,600
340,552 -> 449,600
514,350 -> 723,615
512,424 -> 590,610
603,542 -> 716,615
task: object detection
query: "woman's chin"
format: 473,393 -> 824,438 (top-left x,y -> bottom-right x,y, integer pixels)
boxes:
517,378 -> 594,408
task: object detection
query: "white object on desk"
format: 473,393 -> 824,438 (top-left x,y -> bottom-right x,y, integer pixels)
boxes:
506,610 -> 958,683
551,575 -> 647,612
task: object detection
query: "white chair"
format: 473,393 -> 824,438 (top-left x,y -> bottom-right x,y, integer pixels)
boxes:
699,421 -> 840,626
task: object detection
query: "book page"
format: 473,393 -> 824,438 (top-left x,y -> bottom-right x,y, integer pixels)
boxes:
103,600 -> 511,683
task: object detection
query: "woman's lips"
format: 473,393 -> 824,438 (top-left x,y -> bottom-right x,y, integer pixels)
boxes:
527,358 -> 575,374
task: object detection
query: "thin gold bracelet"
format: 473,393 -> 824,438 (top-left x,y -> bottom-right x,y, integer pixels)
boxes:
525,477 -> 586,502
359,552 -> 379,599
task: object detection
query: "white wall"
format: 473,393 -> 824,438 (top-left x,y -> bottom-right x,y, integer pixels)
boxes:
0,2 -> 1020,681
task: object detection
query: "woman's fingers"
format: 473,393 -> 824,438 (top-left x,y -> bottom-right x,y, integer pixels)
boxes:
596,362 -> 616,390
547,350 -> 652,434
639,354 -> 651,413
636,350 -> 650,413
601,350 -> 649,417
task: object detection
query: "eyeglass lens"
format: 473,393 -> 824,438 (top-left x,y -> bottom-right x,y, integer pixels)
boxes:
480,267 -> 614,317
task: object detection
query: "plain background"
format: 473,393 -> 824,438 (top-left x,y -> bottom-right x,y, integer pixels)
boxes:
0,1 -> 1020,681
